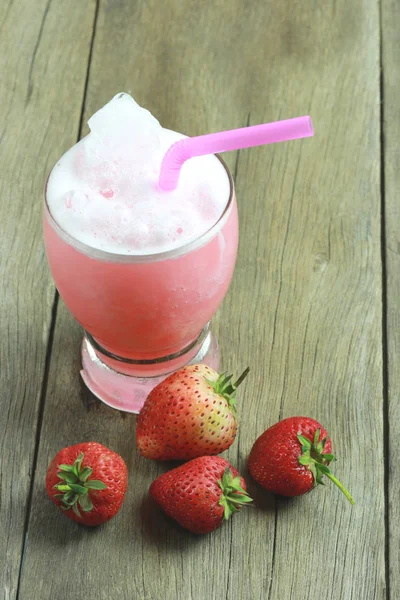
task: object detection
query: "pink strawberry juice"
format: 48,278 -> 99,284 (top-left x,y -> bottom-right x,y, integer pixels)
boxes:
44,94 -> 238,373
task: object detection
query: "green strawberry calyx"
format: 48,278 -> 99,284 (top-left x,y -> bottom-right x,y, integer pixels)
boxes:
297,429 -> 355,504
53,452 -> 107,518
207,367 -> 250,416
217,468 -> 253,519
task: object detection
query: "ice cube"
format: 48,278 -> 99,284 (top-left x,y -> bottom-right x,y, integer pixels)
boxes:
88,93 -> 161,140
85,93 -> 163,169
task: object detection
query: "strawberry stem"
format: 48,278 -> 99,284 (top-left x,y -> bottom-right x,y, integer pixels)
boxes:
233,367 -> 250,388
207,367 -> 250,416
217,468 -> 253,519
54,453 -> 107,517
324,471 -> 355,505
297,433 -> 354,505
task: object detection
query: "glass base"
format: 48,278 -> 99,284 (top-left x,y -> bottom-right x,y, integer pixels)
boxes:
80,325 -> 220,413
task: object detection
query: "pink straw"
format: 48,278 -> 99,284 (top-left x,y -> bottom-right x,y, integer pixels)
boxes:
158,116 -> 314,191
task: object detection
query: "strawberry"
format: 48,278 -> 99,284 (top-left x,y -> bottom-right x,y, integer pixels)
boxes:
248,416 -> 354,504
46,442 -> 128,526
150,456 -> 252,534
136,364 -> 249,460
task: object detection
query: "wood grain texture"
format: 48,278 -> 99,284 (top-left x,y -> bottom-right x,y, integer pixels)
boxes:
0,1 -> 96,598
382,1 -> 400,598
18,1 -> 384,599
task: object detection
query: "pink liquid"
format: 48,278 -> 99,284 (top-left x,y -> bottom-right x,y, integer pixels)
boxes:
43,185 -> 238,364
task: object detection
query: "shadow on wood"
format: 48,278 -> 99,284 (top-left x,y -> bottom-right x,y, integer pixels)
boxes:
140,494 -> 204,551
241,463 -> 276,513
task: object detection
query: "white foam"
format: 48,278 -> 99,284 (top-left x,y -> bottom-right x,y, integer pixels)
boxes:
47,93 -> 230,255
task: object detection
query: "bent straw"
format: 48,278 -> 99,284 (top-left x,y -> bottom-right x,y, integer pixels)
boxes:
158,116 -> 314,191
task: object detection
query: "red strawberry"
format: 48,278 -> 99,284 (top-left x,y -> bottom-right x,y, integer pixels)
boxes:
248,416 -> 354,503
46,442 -> 128,526
136,364 -> 249,460
150,456 -> 252,534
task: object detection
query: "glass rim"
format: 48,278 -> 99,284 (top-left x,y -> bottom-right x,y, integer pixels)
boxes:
44,153 -> 234,263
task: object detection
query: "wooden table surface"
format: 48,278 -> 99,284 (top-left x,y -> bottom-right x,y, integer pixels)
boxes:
1,0 -> 398,599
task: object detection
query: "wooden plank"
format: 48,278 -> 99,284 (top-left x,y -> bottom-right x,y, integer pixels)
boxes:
19,1 -> 384,599
382,1 -> 400,598
0,1 -> 96,598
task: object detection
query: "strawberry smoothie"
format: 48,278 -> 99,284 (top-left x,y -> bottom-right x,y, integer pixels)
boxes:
44,94 -> 238,412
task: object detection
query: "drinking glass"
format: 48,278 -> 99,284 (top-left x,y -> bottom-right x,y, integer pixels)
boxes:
43,155 -> 237,413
